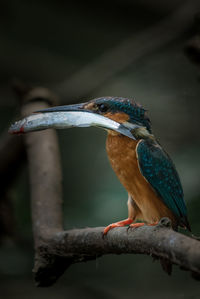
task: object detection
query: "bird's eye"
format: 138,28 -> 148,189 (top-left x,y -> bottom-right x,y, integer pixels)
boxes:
98,103 -> 108,113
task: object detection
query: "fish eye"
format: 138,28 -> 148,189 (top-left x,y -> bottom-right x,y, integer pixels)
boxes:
98,103 -> 108,113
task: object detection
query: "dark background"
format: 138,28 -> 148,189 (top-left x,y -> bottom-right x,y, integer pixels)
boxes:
1,0 -> 200,298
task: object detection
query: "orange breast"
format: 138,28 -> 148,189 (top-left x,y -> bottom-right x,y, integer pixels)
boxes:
106,134 -> 176,225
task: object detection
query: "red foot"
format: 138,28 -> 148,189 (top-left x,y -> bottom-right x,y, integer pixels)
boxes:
103,218 -> 133,235
129,222 -> 145,228
148,221 -> 158,226
129,221 -> 158,229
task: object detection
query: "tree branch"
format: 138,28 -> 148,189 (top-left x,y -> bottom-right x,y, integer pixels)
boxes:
21,101 -> 63,243
33,219 -> 200,286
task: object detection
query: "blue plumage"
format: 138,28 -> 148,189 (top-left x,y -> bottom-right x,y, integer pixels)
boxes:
136,139 -> 190,230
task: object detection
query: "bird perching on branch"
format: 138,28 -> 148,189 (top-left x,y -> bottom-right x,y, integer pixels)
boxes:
9,97 -> 191,235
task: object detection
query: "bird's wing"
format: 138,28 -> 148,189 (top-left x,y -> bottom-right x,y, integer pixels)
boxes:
136,139 -> 189,228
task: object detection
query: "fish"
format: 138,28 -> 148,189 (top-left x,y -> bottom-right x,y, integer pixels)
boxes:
8,111 -> 136,140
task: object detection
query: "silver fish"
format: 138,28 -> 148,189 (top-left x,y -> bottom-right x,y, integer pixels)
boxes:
9,111 -> 135,139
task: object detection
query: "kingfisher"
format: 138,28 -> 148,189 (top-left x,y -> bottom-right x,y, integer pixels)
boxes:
10,96 -> 191,235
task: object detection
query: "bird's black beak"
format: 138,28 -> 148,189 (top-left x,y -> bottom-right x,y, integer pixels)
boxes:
35,103 -> 87,113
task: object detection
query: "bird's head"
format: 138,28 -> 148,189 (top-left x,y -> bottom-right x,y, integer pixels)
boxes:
37,97 -> 153,140
82,97 -> 152,139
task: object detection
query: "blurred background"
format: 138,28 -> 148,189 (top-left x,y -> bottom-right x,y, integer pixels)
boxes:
1,0 -> 200,298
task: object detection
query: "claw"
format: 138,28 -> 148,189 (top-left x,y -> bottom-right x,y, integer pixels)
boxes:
103,218 -> 133,235
148,221 -> 158,226
129,222 -> 145,229
128,221 -> 159,231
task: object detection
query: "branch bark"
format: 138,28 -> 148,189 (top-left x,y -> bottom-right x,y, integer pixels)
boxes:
34,220 -> 200,286
18,87 -> 65,286
21,102 -> 63,241
16,87 -> 200,287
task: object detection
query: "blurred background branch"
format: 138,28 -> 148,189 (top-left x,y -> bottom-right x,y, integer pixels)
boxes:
0,131 -> 25,242
56,1 -> 199,100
